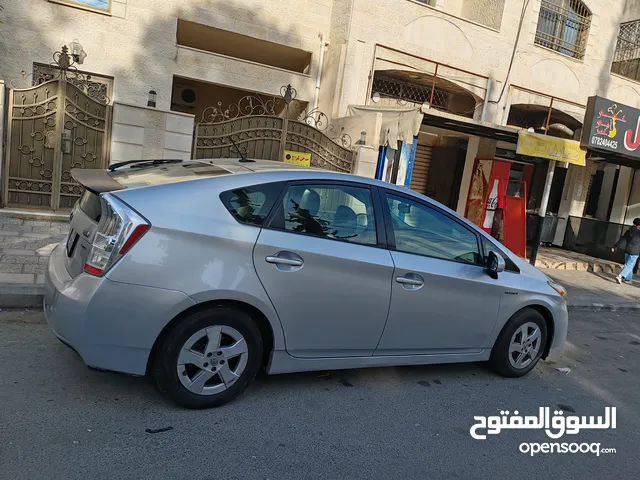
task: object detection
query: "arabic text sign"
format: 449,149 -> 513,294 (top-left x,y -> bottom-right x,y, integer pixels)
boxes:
581,95 -> 640,159
517,132 -> 586,166
470,406 -> 616,440
283,150 -> 311,167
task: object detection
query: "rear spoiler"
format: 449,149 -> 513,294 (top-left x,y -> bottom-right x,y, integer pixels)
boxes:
71,168 -> 125,195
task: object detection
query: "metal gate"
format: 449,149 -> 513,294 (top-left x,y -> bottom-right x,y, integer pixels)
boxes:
193,85 -> 355,173
4,47 -> 111,210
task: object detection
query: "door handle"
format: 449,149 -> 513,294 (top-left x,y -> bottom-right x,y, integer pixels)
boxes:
396,276 -> 424,286
266,256 -> 303,267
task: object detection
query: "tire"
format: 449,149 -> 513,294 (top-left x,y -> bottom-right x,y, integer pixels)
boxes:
488,308 -> 548,378
153,306 -> 263,409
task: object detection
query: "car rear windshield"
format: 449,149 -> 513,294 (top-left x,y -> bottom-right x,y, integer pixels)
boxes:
77,190 -> 102,222
109,162 -> 232,188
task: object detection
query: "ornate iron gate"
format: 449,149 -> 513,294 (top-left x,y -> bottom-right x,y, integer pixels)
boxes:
193,85 -> 355,173
3,47 -> 111,210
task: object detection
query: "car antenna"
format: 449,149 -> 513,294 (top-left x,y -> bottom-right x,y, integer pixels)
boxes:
228,136 -> 254,163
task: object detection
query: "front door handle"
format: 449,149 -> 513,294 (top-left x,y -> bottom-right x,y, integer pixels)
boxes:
266,256 -> 303,267
396,273 -> 424,290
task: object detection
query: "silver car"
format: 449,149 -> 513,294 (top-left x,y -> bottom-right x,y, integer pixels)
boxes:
44,158 -> 568,408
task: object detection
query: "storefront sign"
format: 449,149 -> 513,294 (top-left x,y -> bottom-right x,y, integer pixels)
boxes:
517,132 -> 586,166
283,150 -> 311,166
581,96 -> 640,159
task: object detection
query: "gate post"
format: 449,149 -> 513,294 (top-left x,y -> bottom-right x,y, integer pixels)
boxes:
51,75 -> 66,211
279,117 -> 288,162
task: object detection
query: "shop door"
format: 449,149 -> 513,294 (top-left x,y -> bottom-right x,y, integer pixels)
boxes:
424,146 -> 465,209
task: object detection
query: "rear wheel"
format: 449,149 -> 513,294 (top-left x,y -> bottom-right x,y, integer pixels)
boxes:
153,306 -> 263,409
488,308 -> 547,378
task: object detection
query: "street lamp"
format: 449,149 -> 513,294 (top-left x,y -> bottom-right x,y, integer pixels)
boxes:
147,90 -> 157,108
68,39 -> 87,65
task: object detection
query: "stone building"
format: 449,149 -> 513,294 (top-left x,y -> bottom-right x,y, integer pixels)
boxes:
1,0 -> 640,260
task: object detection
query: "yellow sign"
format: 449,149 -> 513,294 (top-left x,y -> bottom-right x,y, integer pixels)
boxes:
283,150 -> 311,167
517,132 -> 586,167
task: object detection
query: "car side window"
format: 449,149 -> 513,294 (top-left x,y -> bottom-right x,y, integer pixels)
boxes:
386,194 -> 481,264
272,184 -> 377,246
481,237 -> 520,273
220,182 -> 285,226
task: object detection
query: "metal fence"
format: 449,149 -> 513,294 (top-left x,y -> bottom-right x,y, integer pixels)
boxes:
562,216 -> 627,263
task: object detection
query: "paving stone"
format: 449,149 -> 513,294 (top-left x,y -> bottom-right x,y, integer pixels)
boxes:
36,274 -> 45,284
0,264 -> 24,273
22,232 -> 55,239
0,230 -> 21,236
0,218 -> 24,225
23,264 -> 46,274
0,273 -> 35,284
23,220 -> 51,227
0,256 -> 40,265
1,249 -> 36,256
38,256 -> 50,264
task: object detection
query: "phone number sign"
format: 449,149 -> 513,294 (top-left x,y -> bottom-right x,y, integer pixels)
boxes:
284,150 -> 311,167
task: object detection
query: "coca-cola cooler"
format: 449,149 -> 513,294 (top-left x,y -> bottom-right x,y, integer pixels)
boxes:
465,159 -> 527,258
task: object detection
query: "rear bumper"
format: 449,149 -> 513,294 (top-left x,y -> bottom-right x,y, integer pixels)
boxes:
44,244 -> 195,375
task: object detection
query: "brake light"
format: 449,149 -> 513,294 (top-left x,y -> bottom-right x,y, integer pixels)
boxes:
83,194 -> 150,276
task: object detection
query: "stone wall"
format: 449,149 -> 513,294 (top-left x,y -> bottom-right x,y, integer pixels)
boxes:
110,103 -> 194,164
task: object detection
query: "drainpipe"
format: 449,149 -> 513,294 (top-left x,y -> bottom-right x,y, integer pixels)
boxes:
480,78 -> 494,122
312,32 -> 326,119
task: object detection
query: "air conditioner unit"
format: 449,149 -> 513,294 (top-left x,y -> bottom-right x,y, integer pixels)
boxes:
172,85 -> 197,106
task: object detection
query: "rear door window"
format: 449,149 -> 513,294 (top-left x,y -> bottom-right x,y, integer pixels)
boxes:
77,190 -> 102,222
220,182 -> 285,226
269,183 -> 377,246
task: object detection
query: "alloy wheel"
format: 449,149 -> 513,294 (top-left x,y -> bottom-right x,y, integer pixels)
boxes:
176,325 -> 249,395
508,322 -> 542,369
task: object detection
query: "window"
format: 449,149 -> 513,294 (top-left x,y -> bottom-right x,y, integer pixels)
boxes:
271,184 -> 377,246
220,182 -> 285,226
386,194 -> 481,264
534,0 -> 591,60
52,0 -> 111,12
612,21 -> 640,82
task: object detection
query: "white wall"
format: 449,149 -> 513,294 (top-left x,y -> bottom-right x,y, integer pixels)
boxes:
110,103 -> 194,163
0,0 -> 330,111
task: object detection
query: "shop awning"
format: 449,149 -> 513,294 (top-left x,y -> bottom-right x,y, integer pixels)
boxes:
420,108 -> 520,143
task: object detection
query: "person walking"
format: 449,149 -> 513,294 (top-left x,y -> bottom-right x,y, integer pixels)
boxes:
611,218 -> 640,284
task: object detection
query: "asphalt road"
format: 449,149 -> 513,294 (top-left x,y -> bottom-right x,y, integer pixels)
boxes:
1,309 -> 638,480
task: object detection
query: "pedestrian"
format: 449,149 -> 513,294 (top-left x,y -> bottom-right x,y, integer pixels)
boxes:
611,218 -> 640,284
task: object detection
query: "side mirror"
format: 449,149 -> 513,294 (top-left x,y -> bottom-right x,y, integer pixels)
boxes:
486,251 -> 506,279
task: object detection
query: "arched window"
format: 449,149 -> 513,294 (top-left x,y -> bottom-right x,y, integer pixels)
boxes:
535,0 -> 592,60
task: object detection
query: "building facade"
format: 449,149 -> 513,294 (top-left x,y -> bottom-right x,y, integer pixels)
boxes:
2,0 -> 640,259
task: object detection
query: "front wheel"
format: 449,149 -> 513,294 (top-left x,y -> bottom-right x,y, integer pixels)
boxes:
153,306 -> 263,409
488,308 -> 548,378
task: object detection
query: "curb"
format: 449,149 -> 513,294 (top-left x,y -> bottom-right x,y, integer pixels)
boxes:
0,285 -> 43,309
0,210 -> 69,222
568,303 -> 640,312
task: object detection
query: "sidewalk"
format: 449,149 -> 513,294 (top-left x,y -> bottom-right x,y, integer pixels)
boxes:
0,214 -> 68,307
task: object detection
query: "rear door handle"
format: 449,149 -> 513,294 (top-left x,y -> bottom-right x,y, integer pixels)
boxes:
266,256 -> 303,267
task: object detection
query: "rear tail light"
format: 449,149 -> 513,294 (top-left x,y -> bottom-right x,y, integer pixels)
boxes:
84,194 -> 150,276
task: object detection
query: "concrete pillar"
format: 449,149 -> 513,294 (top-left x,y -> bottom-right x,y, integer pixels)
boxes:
552,161 -> 596,246
353,145 -> 378,179
455,137 -> 497,215
610,166 -> 634,224
595,165 -> 618,221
